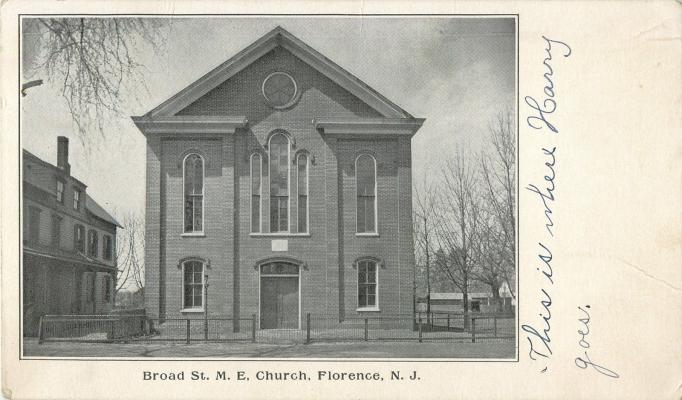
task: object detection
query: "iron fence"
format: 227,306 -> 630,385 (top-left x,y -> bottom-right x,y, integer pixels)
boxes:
37,312 -> 514,344
39,314 -> 148,343
306,313 -> 515,344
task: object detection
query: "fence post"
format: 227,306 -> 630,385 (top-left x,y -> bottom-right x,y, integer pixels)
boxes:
364,318 -> 368,341
471,317 -> 476,343
418,313 -> 423,343
447,314 -> 450,330
306,313 -> 311,344
186,319 -> 191,344
37,316 -> 45,344
494,315 -> 498,338
251,314 -> 257,343
108,319 -> 115,341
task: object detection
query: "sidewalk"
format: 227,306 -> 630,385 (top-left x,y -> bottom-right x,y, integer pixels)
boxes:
23,339 -> 515,359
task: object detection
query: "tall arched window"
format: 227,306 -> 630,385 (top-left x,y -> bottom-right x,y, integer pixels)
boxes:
183,153 -> 204,233
296,153 -> 308,233
250,153 -> 262,233
269,133 -> 290,232
356,154 -> 377,233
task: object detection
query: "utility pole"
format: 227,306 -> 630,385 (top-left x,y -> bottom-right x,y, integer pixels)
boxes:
204,274 -> 209,341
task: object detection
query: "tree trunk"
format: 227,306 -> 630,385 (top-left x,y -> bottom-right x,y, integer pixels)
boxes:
462,284 -> 469,331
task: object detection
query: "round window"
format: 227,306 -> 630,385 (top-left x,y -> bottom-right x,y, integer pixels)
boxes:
262,72 -> 298,108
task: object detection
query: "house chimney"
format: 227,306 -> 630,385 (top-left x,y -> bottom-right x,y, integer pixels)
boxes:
57,136 -> 70,174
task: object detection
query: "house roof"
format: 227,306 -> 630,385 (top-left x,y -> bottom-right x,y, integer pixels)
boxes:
429,289 -> 513,301
139,26 -> 416,119
23,149 -> 87,188
85,194 -> 122,228
22,149 -> 121,228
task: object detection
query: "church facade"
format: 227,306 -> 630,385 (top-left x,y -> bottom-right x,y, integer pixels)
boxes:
134,27 -> 424,329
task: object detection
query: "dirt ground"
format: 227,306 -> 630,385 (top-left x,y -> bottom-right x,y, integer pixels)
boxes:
23,338 -> 515,359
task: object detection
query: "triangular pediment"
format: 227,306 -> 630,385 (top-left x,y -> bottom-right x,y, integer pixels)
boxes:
142,26 -> 412,119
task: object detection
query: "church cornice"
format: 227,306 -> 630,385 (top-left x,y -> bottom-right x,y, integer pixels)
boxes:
313,117 -> 425,137
131,115 -> 248,136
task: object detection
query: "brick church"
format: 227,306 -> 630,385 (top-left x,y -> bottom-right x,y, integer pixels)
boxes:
133,27 -> 424,329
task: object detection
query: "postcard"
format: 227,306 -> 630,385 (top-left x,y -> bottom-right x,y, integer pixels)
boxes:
1,1 -> 680,399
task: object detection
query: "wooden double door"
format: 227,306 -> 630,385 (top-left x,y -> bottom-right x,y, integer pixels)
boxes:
260,265 -> 299,329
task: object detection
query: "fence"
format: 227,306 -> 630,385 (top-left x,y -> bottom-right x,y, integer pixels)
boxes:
37,312 -> 514,344
39,314 -> 148,343
306,313 -> 515,344
39,314 -> 257,344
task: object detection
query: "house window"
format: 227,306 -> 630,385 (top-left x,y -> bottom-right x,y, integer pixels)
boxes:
297,153 -> 308,233
183,153 -> 204,233
182,260 -> 204,310
28,207 -> 41,243
357,259 -> 378,309
51,215 -> 62,248
356,154 -> 377,233
102,235 -> 113,260
56,180 -> 64,203
269,133 -> 289,232
87,229 -> 98,257
73,189 -> 81,210
250,153 -> 262,233
74,224 -> 85,252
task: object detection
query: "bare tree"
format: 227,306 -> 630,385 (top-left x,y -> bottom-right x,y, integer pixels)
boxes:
22,18 -> 166,145
433,152 -> 482,330
480,110 -> 516,299
413,173 -> 438,322
114,212 -> 145,301
471,208 -> 506,312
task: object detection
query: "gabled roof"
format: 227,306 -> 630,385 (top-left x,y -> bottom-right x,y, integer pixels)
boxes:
86,194 -> 122,228
142,26 -> 414,119
23,148 -> 121,228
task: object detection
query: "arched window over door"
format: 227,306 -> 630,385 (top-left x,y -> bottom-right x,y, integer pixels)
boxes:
183,153 -> 204,233
259,261 -> 299,329
269,133 -> 290,232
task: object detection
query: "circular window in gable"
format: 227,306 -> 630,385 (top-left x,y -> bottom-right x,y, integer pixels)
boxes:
262,72 -> 298,109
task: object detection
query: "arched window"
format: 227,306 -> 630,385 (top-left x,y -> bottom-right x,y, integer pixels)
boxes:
269,133 -> 290,232
250,153 -> 262,233
356,154 -> 377,234
357,259 -> 379,309
296,153 -> 308,233
182,260 -> 205,310
183,153 -> 204,233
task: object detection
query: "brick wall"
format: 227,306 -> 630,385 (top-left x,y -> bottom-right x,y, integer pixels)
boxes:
146,46 -> 415,325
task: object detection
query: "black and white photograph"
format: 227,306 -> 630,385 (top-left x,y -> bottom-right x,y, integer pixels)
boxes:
3,1 -> 682,400
19,16 -> 517,359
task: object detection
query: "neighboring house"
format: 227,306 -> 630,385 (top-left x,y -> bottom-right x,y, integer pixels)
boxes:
133,27 -> 424,329
22,137 -> 121,336
418,282 -> 515,314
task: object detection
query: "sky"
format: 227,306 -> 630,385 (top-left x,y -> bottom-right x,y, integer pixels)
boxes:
21,17 -> 516,222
